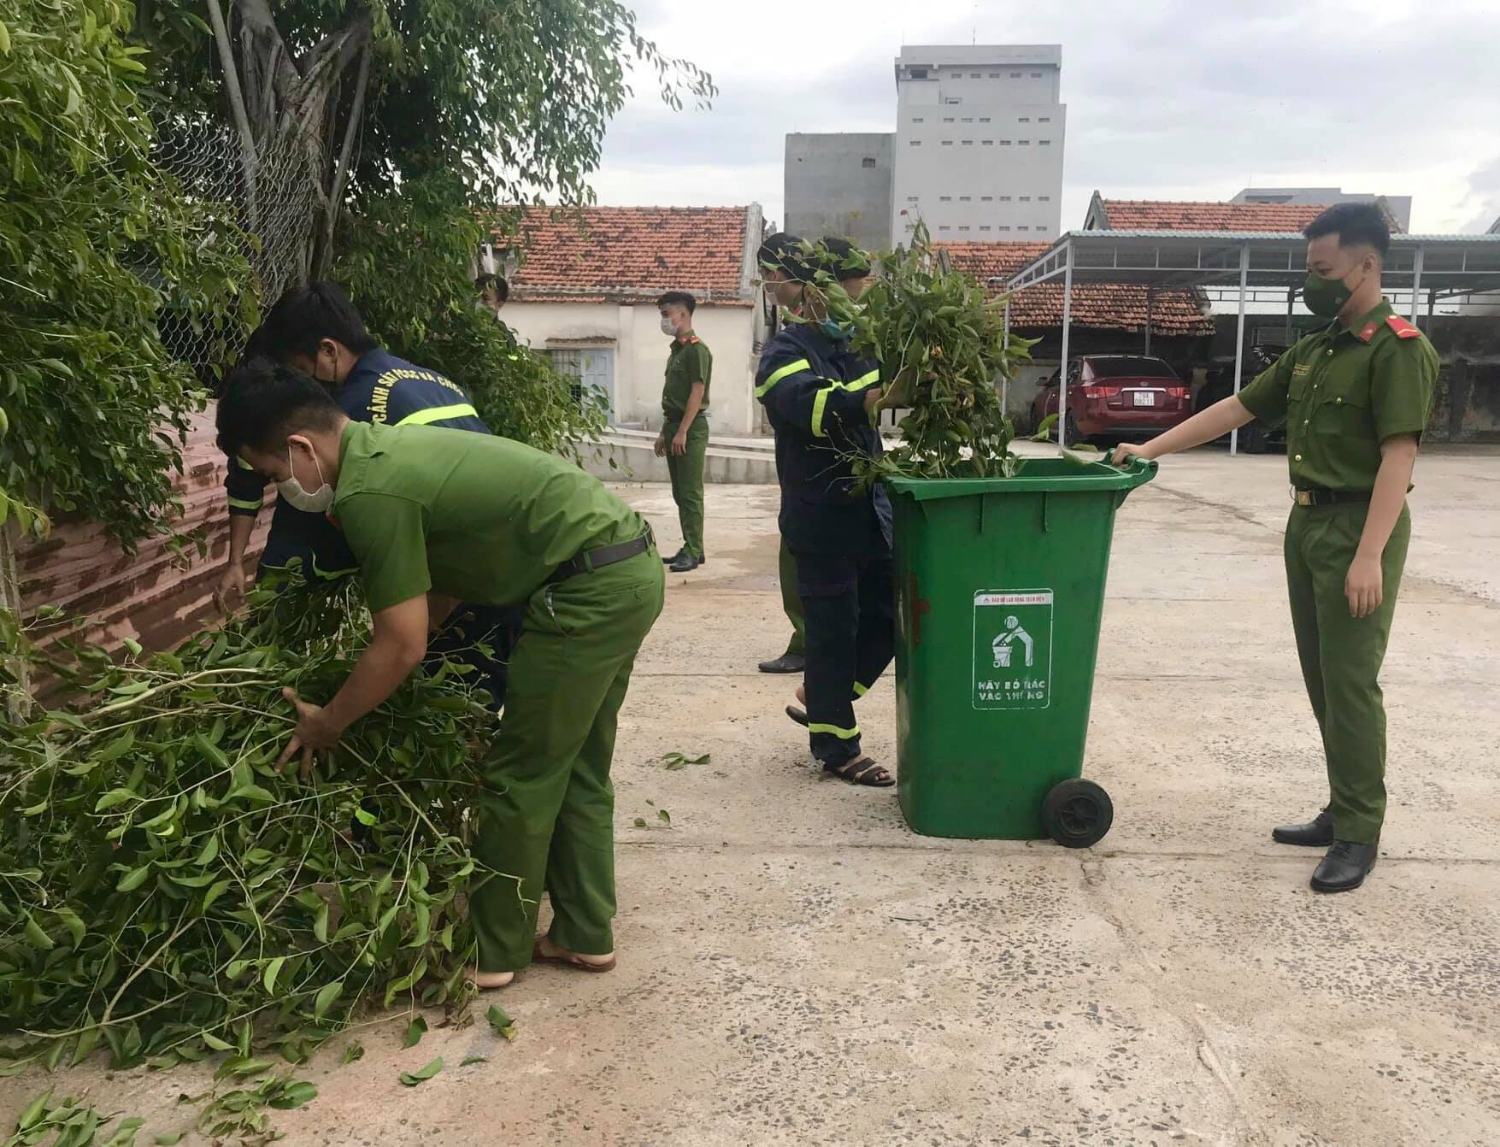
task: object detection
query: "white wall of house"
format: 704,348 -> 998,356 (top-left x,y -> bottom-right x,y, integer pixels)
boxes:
503,302 -> 759,436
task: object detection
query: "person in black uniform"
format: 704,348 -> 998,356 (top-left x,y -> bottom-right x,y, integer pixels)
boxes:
755,235 -> 901,787
217,282 -> 520,710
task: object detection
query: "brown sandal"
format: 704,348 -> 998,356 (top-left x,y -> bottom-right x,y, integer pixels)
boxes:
825,756 -> 895,788
531,939 -> 616,974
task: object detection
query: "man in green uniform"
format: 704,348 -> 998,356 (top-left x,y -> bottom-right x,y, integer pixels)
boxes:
216,361 -> 664,983
758,238 -> 873,675
654,291 -> 710,573
1115,203 -> 1436,893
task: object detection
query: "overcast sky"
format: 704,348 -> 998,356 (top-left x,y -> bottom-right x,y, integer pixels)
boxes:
591,0 -> 1500,235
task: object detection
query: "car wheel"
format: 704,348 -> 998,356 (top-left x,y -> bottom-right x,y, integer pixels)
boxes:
1063,412 -> 1083,447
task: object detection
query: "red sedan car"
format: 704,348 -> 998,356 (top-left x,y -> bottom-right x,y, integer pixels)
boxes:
1032,355 -> 1194,444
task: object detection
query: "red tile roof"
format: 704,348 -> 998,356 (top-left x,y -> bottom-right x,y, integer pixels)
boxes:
939,242 -> 1215,336
491,206 -> 754,306
1093,199 -> 1326,233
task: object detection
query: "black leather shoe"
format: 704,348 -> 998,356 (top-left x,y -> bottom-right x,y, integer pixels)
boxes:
758,653 -> 806,674
1272,808 -> 1334,847
662,548 -> 684,565
1310,840 -> 1378,894
668,552 -> 702,573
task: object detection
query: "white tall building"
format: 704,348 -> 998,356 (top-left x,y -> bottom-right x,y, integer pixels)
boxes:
890,45 -> 1066,247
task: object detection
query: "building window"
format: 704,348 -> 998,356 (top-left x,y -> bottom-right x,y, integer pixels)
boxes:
912,117 -> 925,123
910,140 -> 921,146
1039,116 -> 1051,122
1031,71 -> 1042,78
1000,140 -> 1012,146
980,226 -> 992,232
989,72 -> 1000,78
939,225 -> 951,232
981,195 -> 994,202
1040,140 -> 1052,146
941,140 -> 954,146
1010,71 -> 1021,78
939,195 -> 952,202
862,156 -> 877,168
1020,196 -> 1031,202
910,68 -> 928,79
944,97 -> 961,104
1018,226 -> 1029,231
1000,195 -> 1012,201
1019,117 -> 1030,123
951,71 -> 963,79
1039,195 -> 1051,202
962,140 -> 974,146
959,225 -> 971,231
1019,140 -> 1030,145
943,116 -> 955,123
982,140 -> 994,146
970,72 -> 982,78
959,195 -> 972,201
907,195 -> 919,202
961,117 -> 973,123
979,117 -> 991,123
999,225 -> 1011,231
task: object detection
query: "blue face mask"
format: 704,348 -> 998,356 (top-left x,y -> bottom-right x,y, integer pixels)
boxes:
821,319 -> 853,341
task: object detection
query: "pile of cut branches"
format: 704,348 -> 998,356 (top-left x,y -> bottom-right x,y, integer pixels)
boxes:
807,225 -> 1038,482
0,581 -> 498,1072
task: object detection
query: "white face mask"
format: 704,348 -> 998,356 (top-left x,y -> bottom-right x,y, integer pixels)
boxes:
277,444 -> 334,514
660,316 -> 677,337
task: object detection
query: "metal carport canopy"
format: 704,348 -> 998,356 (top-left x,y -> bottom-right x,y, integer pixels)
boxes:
997,230 -> 1500,453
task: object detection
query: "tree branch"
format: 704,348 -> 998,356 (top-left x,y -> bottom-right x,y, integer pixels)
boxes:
325,37 -> 372,255
205,0 -> 259,208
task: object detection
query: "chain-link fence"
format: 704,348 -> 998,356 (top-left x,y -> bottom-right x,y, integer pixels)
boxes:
150,115 -> 323,384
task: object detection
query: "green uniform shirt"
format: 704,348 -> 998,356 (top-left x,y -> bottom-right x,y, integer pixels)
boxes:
332,422 -> 643,612
1239,300 -> 1437,491
662,334 -> 712,421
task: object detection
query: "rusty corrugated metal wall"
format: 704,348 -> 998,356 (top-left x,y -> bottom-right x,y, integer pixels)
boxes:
15,406 -> 268,657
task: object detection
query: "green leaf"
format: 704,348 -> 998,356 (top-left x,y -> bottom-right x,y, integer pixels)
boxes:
154,1134 -> 184,1145
313,980 -> 343,1020
353,807 -> 378,827
216,1056 -> 275,1080
314,902 -> 330,943
18,1087 -> 52,1130
460,1055 -> 488,1067
633,818 -> 647,828
402,1016 -> 427,1048
94,788 -> 138,811
23,912 -> 54,950
487,1005 -> 518,1043
56,908 -> 86,948
116,865 -> 151,892
658,808 -> 671,825
201,1032 -> 234,1052
398,1056 -> 443,1086
341,1042 -> 365,1065
262,956 -> 287,995
269,1080 -> 318,1110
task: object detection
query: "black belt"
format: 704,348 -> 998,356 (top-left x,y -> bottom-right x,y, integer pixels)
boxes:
546,528 -> 655,584
1292,487 -> 1372,507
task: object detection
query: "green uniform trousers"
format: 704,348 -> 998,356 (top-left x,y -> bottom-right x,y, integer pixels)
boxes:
1284,502 -> 1410,845
780,540 -> 806,657
470,548 -> 665,972
663,416 -> 708,559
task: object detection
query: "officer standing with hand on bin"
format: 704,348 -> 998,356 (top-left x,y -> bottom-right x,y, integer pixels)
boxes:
756,234 -> 904,787
1114,203 -> 1437,893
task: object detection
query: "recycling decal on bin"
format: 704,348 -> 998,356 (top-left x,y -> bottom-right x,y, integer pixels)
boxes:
972,590 -> 1054,710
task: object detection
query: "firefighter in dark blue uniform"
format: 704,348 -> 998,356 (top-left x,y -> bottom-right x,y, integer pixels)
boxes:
755,235 -> 900,787
218,282 -> 520,710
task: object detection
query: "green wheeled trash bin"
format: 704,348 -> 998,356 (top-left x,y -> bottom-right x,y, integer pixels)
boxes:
889,455 -> 1157,845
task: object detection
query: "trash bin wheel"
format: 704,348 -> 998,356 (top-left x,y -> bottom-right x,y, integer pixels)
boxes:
1042,779 -> 1114,849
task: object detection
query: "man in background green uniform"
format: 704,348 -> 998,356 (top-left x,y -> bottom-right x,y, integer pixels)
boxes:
654,291 -> 710,573
757,238 -> 873,676
217,361 -> 664,984
1116,203 -> 1436,893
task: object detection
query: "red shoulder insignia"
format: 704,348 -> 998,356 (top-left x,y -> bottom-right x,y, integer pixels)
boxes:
687,336 -> 700,344
1385,315 -> 1422,339
1356,321 -> 1378,343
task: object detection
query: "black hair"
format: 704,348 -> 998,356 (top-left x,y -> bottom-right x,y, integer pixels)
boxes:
1304,203 -> 1390,257
255,281 -> 378,361
818,236 -> 872,282
475,273 -> 510,303
216,358 -> 346,460
757,232 -> 813,283
656,290 -> 697,314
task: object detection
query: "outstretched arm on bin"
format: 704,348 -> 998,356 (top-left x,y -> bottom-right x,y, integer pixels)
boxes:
1112,397 -> 1254,465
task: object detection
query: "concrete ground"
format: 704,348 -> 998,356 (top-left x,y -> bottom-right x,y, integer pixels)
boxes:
5,446 -> 1499,1146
